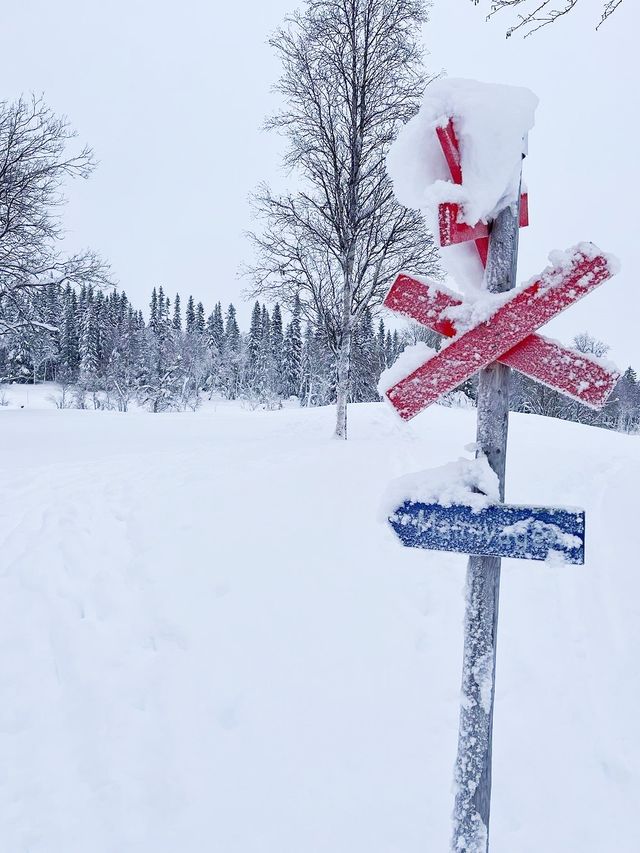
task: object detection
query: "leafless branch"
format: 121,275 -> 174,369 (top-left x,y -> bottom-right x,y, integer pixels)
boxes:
471,0 -> 624,36
0,94 -> 112,329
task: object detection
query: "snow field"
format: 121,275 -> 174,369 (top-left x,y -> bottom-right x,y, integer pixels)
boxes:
0,396 -> 639,852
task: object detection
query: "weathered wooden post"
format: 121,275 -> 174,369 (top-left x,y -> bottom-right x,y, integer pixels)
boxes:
450,193 -> 521,851
379,78 -> 621,853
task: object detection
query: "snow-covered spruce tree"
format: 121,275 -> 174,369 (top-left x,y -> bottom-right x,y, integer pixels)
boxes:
205,302 -> 226,398
59,286 -> 80,382
185,295 -> 196,335
102,293 -> 140,411
148,287 -> 159,333
195,301 -> 206,336
177,298 -> 209,411
350,309 -> 379,402
208,302 -> 225,354
0,96 -> 110,339
257,304 -> 274,405
612,368 -> 640,433
79,289 -> 99,384
139,285 -> 181,412
172,294 -> 182,332
246,301 -> 263,392
283,296 -> 303,398
248,0 -> 439,438
270,304 -> 285,398
299,321 -> 317,407
223,303 -> 243,399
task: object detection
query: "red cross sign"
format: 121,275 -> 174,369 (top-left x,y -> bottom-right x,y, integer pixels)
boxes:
383,245 -> 618,421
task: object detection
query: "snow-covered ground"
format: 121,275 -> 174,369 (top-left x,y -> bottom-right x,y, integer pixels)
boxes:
1,385 -> 638,852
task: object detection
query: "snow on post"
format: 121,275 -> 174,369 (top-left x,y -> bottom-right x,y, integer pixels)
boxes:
387,77 -> 538,294
382,76 -> 621,853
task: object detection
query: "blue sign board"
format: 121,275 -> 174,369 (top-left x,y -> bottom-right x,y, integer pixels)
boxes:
389,501 -> 585,564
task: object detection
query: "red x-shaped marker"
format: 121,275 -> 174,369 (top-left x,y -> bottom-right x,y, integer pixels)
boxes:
436,118 -> 529,266
384,246 -> 618,421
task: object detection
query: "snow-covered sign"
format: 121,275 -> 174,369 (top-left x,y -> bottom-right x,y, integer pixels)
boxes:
390,502 -> 585,564
383,456 -> 585,564
435,117 -> 529,266
382,78 -> 623,853
383,245 -> 618,421
384,271 -> 619,410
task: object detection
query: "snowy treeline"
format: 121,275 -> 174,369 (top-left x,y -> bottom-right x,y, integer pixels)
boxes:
1,282 -> 638,432
0,283 -> 403,412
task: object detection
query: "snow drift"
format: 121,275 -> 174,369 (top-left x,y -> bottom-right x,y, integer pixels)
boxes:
0,394 -> 638,852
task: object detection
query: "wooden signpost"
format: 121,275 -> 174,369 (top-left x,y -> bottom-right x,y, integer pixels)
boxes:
382,116 -> 619,851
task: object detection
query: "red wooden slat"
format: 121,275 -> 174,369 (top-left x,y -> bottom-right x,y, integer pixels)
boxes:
439,203 -> 490,247
385,251 -> 614,420
384,273 -> 460,338
435,119 -> 463,185
384,272 -> 618,408
439,197 -> 528,250
475,237 -> 490,267
501,335 -> 619,409
520,192 -> 529,228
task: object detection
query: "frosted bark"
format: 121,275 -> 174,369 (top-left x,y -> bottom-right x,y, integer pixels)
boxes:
334,318 -> 352,440
451,197 -> 520,852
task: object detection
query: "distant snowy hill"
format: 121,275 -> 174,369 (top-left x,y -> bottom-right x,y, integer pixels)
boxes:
1,395 -> 638,852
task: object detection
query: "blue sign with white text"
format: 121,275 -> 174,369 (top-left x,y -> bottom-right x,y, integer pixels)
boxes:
389,501 -> 585,564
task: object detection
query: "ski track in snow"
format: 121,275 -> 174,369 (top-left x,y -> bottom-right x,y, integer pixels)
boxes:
0,396 -> 639,852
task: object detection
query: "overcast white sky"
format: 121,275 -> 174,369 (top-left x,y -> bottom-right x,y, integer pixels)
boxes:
2,0 -> 637,365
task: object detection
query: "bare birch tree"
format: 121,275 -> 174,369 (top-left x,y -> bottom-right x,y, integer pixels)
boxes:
247,0 -> 439,439
472,0 -> 624,37
0,95 -> 111,337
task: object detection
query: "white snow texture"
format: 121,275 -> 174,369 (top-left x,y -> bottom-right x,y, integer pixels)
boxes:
387,77 -> 538,228
386,77 -> 538,292
1,387 -> 638,853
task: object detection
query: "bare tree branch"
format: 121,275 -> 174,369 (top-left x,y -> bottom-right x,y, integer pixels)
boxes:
471,0 -> 624,36
0,94 -> 112,331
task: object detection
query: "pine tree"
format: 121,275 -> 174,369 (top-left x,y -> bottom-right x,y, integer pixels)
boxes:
270,303 -> 285,396
157,286 -> 170,337
300,321 -> 315,406
283,296 -> 303,399
94,288 -> 106,373
149,287 -> 159,335
225,304 -> 240,350
60,286 -> 80,381
196,301 -> 206,335
247,301 -> 263,381
300,321 -> 333,407
79,293 -> 99,385
256,304 -> 272,401
224,303 -> 242,399
209,302 -> 225,352
351,309 -> 378,402
172,294 -> 182,332
185,295 -> 196,334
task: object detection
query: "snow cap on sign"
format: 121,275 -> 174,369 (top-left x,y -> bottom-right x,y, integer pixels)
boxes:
387,77 -> 538,228
380,455 -> 500,522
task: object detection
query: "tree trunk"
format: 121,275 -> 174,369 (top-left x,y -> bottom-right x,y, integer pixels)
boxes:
334,325 -> 352,439
334,279 -> 353,439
